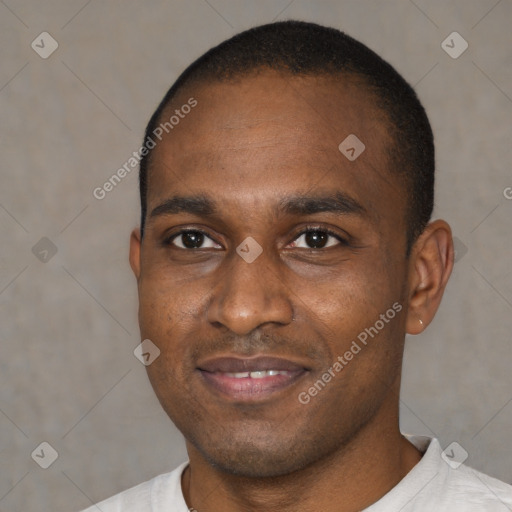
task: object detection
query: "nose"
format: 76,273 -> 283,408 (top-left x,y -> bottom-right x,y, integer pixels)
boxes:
207,245 -> 294,335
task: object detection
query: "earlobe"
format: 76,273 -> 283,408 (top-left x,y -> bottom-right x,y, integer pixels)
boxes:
129,228 -> 142,280
405,220 -> 454,335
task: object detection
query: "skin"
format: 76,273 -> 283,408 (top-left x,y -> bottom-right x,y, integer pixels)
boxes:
129,70 -> 454,512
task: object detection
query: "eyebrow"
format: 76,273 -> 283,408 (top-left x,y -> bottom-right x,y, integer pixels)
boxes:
277,192 -> 366,217
149,192 -> 367,220
150,194 -> 216,218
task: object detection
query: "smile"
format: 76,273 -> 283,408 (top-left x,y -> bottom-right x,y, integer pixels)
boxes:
223,370 -> 292,378
196,356 -> 309,401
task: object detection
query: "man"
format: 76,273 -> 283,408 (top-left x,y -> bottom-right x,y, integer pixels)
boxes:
82,21 -> 512,511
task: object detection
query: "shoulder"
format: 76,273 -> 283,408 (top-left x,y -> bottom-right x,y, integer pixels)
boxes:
79,462 -> 189,512
368,436 -> 512,511
408,437 -> 512,511
436,462 -> 512,510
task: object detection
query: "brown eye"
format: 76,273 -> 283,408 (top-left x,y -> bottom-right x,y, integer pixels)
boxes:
304,230 -> 329,248
289,229 -> 346,249
169,230 -> 221,249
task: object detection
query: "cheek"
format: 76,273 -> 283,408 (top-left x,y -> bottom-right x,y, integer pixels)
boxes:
139,272 -> 200,329
299,257 -> 397,321
137,274 -> 210,376
138,279 -> 199,407
293,253 -> 405,367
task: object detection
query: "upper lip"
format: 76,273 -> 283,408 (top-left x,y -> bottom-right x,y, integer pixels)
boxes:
197,356 -> 309,373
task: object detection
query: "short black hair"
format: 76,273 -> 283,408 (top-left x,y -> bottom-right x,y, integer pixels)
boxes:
139,20 -> 434,253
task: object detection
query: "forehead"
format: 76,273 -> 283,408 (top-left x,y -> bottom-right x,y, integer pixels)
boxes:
146,71 -> 405,228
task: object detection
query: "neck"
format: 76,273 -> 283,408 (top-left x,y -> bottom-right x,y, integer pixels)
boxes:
181,395 -> 422,512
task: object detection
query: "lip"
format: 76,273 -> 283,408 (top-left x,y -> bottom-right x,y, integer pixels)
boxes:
197,355 -> 310,401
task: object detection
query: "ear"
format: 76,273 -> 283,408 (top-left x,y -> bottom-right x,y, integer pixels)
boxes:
129,228 -> 142,280
406,220 -> 454,335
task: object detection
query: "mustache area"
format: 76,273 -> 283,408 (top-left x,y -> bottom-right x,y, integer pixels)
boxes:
188,331 -> 330,368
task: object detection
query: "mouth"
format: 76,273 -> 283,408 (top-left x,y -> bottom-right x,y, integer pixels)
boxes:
196,356 -> 309,401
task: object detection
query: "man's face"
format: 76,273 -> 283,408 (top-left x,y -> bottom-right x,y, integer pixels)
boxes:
131,71 -> 411,478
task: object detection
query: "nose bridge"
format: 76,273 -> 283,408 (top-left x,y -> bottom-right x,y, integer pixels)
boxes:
207,242 -> 293,335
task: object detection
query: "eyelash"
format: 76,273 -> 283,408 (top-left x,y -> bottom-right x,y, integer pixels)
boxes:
165,228 -> 219,250
164,226 -> 349,250
291,225 -> 350,248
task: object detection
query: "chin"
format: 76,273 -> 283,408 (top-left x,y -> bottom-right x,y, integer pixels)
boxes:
205,450 -> 306,478
192,432 -> 328,479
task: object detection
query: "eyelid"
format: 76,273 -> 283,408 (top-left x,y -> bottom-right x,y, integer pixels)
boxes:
163,225 -> 350,250
165,228 -> 223,249
288,225 -> 350,247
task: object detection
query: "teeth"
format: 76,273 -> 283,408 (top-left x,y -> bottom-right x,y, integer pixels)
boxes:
223,370 -> 290,379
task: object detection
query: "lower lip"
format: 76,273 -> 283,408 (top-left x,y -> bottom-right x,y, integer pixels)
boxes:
198,370 -> 306,400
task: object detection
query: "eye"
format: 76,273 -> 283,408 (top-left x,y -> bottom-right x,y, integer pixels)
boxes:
288,228 -> 346,249
167,230 -> 222,250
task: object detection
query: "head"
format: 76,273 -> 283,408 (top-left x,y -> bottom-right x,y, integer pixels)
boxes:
129,21 -> 453,478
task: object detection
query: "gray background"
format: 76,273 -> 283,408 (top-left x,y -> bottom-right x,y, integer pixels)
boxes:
1,1 -> 511,511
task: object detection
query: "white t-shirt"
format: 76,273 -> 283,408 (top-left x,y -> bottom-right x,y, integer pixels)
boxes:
80,436 -> 512,511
